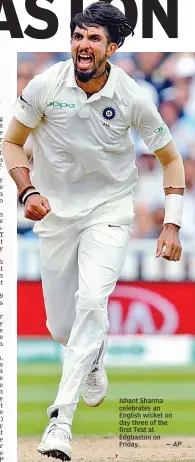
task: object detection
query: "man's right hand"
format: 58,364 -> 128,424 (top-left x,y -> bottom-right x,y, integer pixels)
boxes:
24,194 -> 51,221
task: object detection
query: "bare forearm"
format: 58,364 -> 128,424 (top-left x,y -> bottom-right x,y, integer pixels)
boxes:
10,167 -> 33,194
2,141 -> 33,194
154,142 -> 185,229
155,141 -> 185,190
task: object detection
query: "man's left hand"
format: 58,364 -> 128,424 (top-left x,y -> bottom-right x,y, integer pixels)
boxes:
156,223 -> 182,261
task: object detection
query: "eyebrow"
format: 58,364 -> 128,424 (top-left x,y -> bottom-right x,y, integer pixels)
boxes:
73,31 -> 103,39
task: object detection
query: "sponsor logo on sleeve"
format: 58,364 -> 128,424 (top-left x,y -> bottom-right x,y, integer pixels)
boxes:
154,123 -> 165,133
20,94 -> 31,106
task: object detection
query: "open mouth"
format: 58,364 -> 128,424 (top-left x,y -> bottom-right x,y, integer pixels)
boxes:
77,53 -> 94,70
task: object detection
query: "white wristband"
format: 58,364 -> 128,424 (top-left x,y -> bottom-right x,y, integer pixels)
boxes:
22,189 -> 40,206
163,194 -> 184,228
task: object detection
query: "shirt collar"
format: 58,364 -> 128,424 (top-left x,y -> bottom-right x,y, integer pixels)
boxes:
66,59 -> 78,88
66,59 -> 118,98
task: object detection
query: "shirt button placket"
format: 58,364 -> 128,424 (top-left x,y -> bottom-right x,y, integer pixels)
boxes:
78,106 -> 90,119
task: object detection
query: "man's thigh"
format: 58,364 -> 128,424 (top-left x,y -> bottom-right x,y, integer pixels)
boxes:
38,218 -> 80,342
77,223 -> 130,302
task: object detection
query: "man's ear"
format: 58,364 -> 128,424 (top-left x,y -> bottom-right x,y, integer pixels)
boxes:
106,43 -> 118,58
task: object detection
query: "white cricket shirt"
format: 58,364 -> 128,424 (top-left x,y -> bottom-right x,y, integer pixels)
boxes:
14,59 -> 171,219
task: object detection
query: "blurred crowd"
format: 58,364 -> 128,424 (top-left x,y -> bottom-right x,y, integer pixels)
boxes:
17,52 -> 195,241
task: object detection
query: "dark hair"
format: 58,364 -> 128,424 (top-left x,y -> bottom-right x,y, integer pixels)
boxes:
70,1 -> 134,48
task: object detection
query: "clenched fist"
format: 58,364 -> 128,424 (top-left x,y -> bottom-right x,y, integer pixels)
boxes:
24,193 -> 51,221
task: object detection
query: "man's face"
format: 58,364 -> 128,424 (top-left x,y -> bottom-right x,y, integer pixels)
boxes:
71,25 -> 114,82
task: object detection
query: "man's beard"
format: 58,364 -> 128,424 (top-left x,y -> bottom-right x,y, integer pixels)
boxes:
74,65 -> 97,83
73,55 -> 106,83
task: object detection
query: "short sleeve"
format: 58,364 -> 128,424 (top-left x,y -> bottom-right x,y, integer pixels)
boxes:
131,95 -> 172,152
13,75 -> 46,128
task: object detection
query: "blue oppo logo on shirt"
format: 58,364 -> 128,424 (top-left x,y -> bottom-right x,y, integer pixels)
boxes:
46,101 -> 75,109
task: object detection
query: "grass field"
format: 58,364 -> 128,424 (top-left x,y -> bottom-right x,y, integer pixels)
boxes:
18,364 -> 195,437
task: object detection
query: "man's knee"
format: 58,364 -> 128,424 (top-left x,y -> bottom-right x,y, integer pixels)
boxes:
76,291 -> 108,310
76,293 -> 109,332
47,323 -> 70,345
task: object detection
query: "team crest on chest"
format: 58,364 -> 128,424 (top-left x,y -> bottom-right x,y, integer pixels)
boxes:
102,107 -> 116,121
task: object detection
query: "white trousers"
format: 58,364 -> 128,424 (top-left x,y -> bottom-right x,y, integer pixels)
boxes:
34,195 -> 134,426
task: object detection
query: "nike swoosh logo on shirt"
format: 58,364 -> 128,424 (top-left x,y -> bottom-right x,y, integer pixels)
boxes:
108,224 -> 121,228
20,94 -> 31,106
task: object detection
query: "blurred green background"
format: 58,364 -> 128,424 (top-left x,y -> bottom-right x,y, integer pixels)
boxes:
18,364 -> 195,437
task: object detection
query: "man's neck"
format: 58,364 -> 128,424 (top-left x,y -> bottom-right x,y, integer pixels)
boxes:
76,65 -> 109,96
